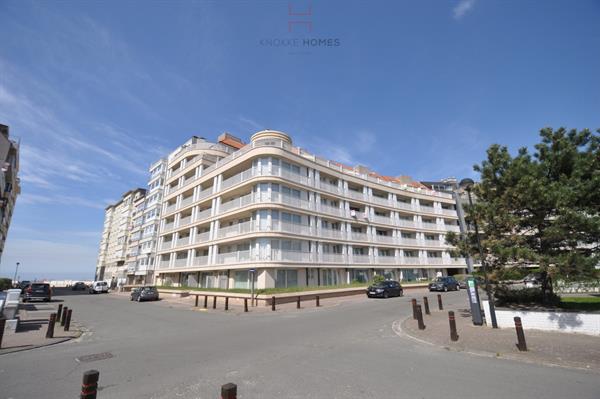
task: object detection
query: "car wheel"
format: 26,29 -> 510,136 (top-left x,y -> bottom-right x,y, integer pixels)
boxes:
137,297 -> 141,302
383,292 -> 389,299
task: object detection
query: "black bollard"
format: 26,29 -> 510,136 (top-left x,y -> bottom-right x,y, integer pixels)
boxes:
271,296 -> 276,311
0,318 -> 6,348
213,296 -> 217,309
316,295 -> 320,307
64,309 -> 73,332
225,297 -> 229,311
46,313 -> 57,338
56,304 -> 63,323
411,298 -> 417,319
221,382 -> 237,399
244,298 -> 248,312
449,311 -> 459,341
297,296 -> 301,309
61,307 -> 69,326
423,297 -> 430,315
80,369 -> 99,399
416,305 -> 426,330
437,294 -> 443,310
514,317 -> 527,351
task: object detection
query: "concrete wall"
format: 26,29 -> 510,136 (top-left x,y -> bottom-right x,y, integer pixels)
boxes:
482,300 -> 600,336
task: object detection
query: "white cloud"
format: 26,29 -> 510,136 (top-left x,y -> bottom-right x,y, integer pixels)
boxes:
453,0 -> 477,19
19,193 -> 108,209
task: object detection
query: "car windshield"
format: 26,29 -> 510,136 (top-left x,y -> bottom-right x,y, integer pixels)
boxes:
31,284 -> 49,291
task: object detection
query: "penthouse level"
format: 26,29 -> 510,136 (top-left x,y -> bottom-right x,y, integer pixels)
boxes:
155,130 -> 467,290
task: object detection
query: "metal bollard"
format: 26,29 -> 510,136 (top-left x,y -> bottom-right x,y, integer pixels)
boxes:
195,295 -> 199,307
46,313 -> 57,338
416,305 -> 426,330
437,294 -> 443,310
297,296 -> 301,309
316,295 -> 320,307
411,298 -> 417,319
514,317 -> 527,351
64,309 -> 73,332
61,306 -> 69,326
225,297 -> 229,311
213,296 -> 217,309
221,382 -> 237,399
423,297 -> 430,315
57,304 -> 63,323
0,318 -> 6,348
271,296 -> 276,311
80,369 -> 99,399
448,311 -> 459,341
203,295 -> 208,308
244,298 -> 248,312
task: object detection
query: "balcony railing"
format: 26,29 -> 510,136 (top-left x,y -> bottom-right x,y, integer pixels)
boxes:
159,259 -> 171,269
217,220 -> 254,239
318,181 -> 341,195
163,221 -> 175,231
441,208 -> 456,216
195,231 -> 210,244
177,236 -> 190,247
399,237 -> 419,246
179,215 -> 192,227
173,257 -> 188,267
372,235 -> 396,245
319,228 -> 345,240
426,257 -> 444,265
165,203 -> 177,214
351,254 -> 371,264
346,189 -> 365,201
397,219 -> 416,228
196,189 -> 213,202
396,201 -> 413,211
179,196 -> 194,209
375,256 -> 397,264
161,241 -> 172,250
402,257 -> 420,265
444,224 -> 460,232
421,222 -> 439,230
349,232 -> 369,242
320,253 -> 346,263
319,204 -> 344,217
195,208 -> 212,222
216,250 -> 252,264
371,214 -> 392,225
420,205 -> 435,213
192,255 -> 209,267
371,196 -> 390,206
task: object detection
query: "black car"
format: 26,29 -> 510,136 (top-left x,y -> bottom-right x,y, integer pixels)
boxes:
429,276 -> 459,292
130,286 -> 159,302
72,282 -> 87,291
23,283 -> 52,302
366,281 -> 403,298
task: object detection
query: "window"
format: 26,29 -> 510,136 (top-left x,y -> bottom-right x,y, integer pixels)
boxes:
234,271 -> 249,289
281,212 -> 301,224
282,161 -> 301,174
275,269 -> 298,288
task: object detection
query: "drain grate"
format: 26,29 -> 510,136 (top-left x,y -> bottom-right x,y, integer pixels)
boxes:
76,352 -> 114,363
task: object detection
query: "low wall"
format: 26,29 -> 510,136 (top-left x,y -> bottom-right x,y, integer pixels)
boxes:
482,300 -> 600,336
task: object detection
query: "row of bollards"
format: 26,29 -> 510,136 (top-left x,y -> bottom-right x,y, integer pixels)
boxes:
410,296 -> 527,351
192,295 -> 322,312
45,306 -> 73,339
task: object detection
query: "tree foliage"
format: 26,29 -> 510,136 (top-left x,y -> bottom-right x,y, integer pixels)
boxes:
447,127 -> 600,298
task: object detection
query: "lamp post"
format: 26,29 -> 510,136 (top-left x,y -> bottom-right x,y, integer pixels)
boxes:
13,262 -> 20,285
459,179 -> 498,328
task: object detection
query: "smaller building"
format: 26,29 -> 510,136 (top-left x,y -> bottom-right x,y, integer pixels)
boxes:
0,124 -> 20,263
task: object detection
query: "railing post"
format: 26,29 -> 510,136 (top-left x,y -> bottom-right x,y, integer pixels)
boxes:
80,370 -> 99,399
271,296 -> 276,311
56,304 -> 63,323
411,298 -> 417,319
225,297 -> 229,311
61,307 -> 69,326
212,296 -> 218,309
316,295 -> 320,307
204,295 -> 208,308
423,297 -> 430,315
195,295 -> 199,307
221,382 -> 237,399
64,309 -> 73,332
448,311 -> 459,341
437,294 -> 443,310
416,305 -> 426,330
297,296 -> 301,309
514,317 -> 527,351
244,298 -> 248,312
46,313 -> 57,338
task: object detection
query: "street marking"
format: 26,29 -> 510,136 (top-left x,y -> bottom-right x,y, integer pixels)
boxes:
76,352 -> 114,363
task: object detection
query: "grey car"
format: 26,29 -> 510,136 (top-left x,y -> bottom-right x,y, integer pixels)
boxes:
429,276 -> 460,292
130,286 -> 159,302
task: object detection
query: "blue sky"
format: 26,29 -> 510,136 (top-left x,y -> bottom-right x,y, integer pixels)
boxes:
0,0 -> 599,280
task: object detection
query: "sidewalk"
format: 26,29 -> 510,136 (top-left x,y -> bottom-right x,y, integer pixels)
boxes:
0,302 -> 81,355
398,305 -> 600,372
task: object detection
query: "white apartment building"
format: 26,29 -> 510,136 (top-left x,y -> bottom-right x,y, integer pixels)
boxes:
124,159 -> 167,284
0,124 -> 20,263
154,130 -> 467,290
96,188 -> 146,284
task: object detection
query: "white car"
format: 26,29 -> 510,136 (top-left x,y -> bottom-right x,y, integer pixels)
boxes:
89,281 -> 109,294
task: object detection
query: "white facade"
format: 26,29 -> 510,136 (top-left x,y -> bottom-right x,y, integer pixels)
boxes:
154,130 -> 467,289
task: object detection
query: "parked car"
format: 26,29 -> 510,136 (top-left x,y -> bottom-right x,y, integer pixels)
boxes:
130,286 -> 159,302
429,276 -> 460,292
524,273 -> 543,288
23,283 -> 52,302
89,281 -> 109,294
18,280 -> 31,293
457,278 -> 468,289
72,282 -> 87,291
366,281 -> 403,298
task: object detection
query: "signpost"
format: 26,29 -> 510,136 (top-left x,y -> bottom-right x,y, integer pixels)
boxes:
467,277 -> 483,326
249,269 -> 256,307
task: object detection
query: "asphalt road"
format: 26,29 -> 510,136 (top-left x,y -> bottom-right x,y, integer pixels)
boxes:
0,289 -> 598,399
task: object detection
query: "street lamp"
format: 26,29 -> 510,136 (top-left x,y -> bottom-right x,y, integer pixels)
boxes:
459,178 -> 498,329
13,262 -> 20,285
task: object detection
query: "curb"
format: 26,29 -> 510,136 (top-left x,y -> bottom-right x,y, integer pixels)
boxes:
392,316 -> 599,374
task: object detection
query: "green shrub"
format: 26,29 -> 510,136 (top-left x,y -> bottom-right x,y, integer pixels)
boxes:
494,286 -> 561,307
370,275 -> 386,285
0,277 -> 12,291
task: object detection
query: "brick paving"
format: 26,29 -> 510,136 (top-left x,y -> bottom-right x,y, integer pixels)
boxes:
399,302 -> 600,372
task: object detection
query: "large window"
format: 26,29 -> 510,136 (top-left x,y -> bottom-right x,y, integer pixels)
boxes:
275,269 -> 298,288
234,270 -> 249,289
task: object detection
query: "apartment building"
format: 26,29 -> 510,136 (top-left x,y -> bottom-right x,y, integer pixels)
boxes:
96,188 -> 146,283
154,130 -> 467,290
124,159 -> 167,284
0,124 -> 20,263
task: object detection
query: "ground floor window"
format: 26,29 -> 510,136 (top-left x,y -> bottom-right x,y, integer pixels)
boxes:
234,270 -> 249,289
350,269 -> 369,283
321,269 -> 339,286
275,269 -> 298,288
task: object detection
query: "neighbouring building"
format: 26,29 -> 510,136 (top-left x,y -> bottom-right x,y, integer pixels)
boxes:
154,130 -> 467,290
0,124 -> 20,263
96,188 -> 146,284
